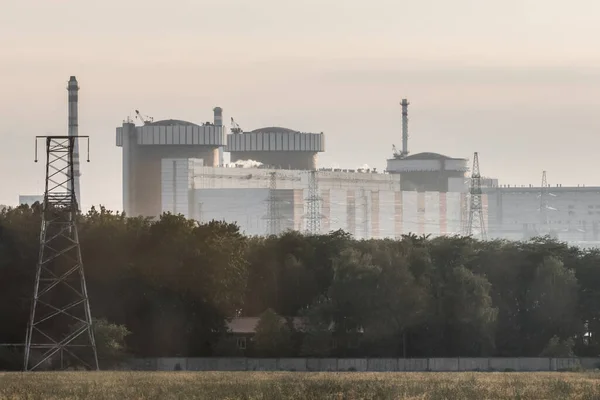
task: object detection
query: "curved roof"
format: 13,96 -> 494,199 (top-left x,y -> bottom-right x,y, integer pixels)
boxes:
404,152 -> 464,161
249,127 -> 299,134
145,119 -> 199,127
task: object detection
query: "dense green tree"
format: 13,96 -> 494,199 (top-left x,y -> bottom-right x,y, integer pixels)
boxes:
299,296 -> 335,357
2,205 -> 600,360
540,335 -> 575,357
253,309 -> 293,357
92,318 -> 131,368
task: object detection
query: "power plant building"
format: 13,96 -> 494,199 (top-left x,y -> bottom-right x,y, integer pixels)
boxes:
485,185 -> 600,245
117,105 -> 474,238
116,108 -> 225,217
160,162 -> 471,238
226,127 -> 325,170
116,102 -> 600,248
386,152 -> 469,192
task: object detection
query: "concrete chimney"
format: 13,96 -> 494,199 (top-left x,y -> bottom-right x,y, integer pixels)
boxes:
67,76 -> 81,209
401,99 -> 409,157
213,107 -> 224,166
213,106 -> 223,126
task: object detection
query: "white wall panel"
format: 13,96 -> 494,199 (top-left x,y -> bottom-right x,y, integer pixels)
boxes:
328,189 -> 347,232
283,133 -> 289,150
195,188 -> 269,236
166,127 -> 173,144
161,159 -> 191,218
425,192 -> 440,236
402,192 -> 418,235
378,191 -> 395,238
446,192 -> 463,235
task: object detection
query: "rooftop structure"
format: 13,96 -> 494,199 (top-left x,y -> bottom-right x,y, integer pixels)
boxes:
386,152 -> 469,192
116,107 -> 225,217
225,126 -> 325,170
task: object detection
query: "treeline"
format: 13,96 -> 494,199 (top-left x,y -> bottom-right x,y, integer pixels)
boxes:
1,204 -> 600,361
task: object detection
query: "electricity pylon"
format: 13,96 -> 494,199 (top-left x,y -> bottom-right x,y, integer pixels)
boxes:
304,170 -> 323,235
24,136 -> 98,371
466,152 -> 486,240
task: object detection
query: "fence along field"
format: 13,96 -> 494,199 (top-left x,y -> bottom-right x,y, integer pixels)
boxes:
2,371 -> 600,400
130,356 -> 600,372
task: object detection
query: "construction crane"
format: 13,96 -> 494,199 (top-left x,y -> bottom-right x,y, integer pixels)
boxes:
392,144 -> 401,158
231,117 -> 243,134
135,109 -> 154,125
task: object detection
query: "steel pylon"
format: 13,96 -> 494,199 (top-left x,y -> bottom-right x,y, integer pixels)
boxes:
24,136 -> 98,371
304,170 -> 323,235
466,152 -> 487,240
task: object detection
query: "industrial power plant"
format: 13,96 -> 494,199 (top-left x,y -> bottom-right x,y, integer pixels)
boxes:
22,76 -> 600,247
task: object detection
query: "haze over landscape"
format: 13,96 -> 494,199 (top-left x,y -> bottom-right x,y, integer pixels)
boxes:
1,0 -> 600,211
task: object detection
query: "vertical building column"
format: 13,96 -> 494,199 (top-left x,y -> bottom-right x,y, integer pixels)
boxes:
121,122 -> 137,216
417,192 -> 425,235
394,191 -> 403,239
439,192 -> 447,235
460,192 -> 468,235
482,193 -> 488,234
347,190 -> 356,237
294,189 -> 304,231
322,189 -> 331,232
371,191 -> 380,239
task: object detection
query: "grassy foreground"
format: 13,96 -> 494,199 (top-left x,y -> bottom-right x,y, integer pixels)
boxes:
1,371 -> 600,399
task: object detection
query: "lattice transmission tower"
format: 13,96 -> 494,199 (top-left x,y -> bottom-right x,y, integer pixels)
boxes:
24,136 -> 98,371
466,152 -> 486,240
304,170 -> 323,235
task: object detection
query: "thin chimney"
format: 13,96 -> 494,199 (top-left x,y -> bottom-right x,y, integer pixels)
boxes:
67,76 -> 81,209
401,99 -> 409,157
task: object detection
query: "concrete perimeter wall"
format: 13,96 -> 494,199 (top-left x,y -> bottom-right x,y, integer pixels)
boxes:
128,357 -> 600,372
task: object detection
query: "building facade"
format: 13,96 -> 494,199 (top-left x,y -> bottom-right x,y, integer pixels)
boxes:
116,111 -> 225,217
160,162 -> 472,238
486,185 -> 600,245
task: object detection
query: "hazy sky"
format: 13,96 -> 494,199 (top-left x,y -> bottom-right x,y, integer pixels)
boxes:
2,0 -> 600,211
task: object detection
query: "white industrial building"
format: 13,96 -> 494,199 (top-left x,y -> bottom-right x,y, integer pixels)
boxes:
116,104 -> 600,247
485,185 -> 600,245
160,160 -> 473,238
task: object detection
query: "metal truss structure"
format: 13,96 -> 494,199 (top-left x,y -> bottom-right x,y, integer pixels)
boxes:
466,152 -> 487,240
23,136 -> 98,371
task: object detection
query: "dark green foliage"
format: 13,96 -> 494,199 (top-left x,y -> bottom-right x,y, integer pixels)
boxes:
1,204 -> 600,359
93,318 -> 131,368
253,309 -> 293,357
540,335 -> 575,357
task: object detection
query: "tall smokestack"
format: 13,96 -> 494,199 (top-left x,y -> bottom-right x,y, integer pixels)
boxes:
68,76 -> 81,209
401,99 -> 409,157
213,107 -> 223,166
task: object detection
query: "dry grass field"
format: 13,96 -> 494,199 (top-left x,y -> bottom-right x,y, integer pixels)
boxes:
1,371 -> 600,399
